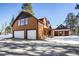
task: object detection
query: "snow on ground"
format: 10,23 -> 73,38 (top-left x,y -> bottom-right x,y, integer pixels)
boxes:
0,38 -> 79,56
0,34 -> 12,39
0,36 -> 79,55
0,34 -> 79,45
46,36 -> 79,45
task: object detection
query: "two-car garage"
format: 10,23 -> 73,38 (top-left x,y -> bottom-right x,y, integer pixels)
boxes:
14,30 -> 36,39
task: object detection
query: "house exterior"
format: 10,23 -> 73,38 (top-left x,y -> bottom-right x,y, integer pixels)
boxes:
52,24 -> 70,36
38,17 -> 52,38
12,11 -> 52,40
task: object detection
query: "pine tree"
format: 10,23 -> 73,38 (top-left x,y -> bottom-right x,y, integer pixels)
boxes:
64,13 -> 77,35
10,16 -> 14,25
21,3 -> 34,15
5,16 -> 14,34
5,26 -> 11,34
10,16 -> 14,33
0,24 -> 4,34
75,4 -> 79,35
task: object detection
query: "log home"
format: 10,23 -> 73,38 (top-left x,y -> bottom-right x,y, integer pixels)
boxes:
12,11 -> 52,40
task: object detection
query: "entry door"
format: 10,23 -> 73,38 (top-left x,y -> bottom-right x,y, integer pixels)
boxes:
27,30 -> 36,39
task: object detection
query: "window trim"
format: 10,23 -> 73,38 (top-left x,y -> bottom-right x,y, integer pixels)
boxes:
18,18 -> 28,26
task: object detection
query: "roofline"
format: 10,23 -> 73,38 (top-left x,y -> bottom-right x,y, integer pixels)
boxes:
53,28 -> 70,30
11,11 -> 38,27
11,11 -> 51,28
38,17 -> 46,19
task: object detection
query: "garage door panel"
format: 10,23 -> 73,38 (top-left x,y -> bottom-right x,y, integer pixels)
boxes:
14,31 -> 24,38
27,30 -> 36,39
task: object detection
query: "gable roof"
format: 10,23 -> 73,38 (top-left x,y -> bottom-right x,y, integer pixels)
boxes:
56,24 -> 68,29
11,11 -> 51,28
39,17 -> 46,21
12,11 -> 38,27
38,17 -> 50,25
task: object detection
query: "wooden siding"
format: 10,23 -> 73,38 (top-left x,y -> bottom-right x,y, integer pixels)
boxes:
38,22 -> 44,40
12,15 -> 38,39
12,17 -> 37,31
12,12 -> 52,40
38,22 -> 51,40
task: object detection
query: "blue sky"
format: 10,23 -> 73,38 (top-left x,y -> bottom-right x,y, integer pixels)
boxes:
0,3 -> 78,31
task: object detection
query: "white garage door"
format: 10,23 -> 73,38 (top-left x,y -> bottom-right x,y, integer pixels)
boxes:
27,30 -> 36,39
14,31 -> 24,38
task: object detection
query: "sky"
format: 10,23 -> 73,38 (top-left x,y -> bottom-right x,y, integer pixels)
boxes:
0,3 -> 78,31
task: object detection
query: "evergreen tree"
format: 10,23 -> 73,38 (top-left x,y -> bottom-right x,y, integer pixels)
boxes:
64,13 -> 77,35
0,24 -> 4,34
5,25 -> 11,34
76,13 -> 79,35
75,4 -> 79,35
10,16 -> 14,25
5,16 -> 14,34
21,3 -> 34,15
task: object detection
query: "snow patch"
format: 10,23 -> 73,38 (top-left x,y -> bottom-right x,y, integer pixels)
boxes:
46,36 -> 79,45
0,34 -> 12,39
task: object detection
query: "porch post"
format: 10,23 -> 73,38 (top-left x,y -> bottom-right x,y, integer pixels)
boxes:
63,31 -> 64,36
53,30 -> 54,36
58,31 -> 59,36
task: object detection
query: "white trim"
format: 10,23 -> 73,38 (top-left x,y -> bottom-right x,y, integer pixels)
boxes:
18,18 -> 28,26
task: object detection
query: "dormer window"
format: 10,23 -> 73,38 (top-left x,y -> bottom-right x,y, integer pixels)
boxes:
18,18 -> 28,26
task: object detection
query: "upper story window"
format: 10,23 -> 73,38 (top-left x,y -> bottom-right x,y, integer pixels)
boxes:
18,18 -> 28,26
21,19 -> 25,25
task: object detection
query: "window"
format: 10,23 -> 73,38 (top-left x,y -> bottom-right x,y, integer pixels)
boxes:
18,18 -> 28,26
21,19 -> 25,25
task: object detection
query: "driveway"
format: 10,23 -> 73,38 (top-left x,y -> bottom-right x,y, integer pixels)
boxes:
0,39 -> 79,56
